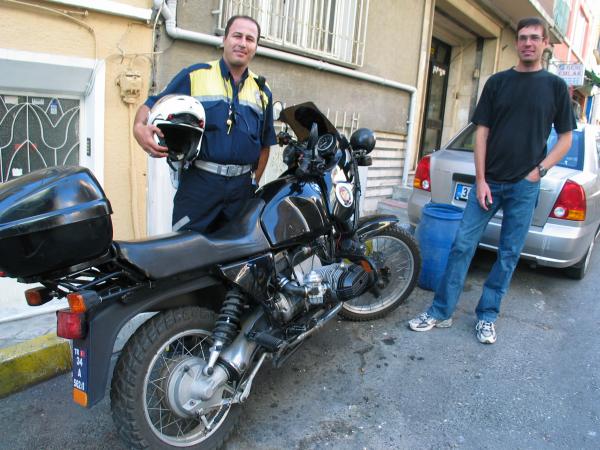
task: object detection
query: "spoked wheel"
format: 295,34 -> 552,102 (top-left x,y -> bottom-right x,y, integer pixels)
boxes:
111,307 -> 240,450
340,225 -> 420,321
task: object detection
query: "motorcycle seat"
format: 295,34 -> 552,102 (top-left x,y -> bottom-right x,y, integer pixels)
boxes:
113,198 -> 270,279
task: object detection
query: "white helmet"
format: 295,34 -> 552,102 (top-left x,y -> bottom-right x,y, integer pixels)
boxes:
148,94 -> 205,164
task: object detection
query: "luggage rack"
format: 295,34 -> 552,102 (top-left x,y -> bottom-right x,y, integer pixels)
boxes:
39,251 -> 150,303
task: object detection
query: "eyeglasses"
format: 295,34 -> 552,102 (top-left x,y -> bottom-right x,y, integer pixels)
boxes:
518,34 -> 544,43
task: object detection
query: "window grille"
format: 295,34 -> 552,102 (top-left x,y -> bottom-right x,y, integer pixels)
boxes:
0,94 -> 80,183
218,0 -> 370,66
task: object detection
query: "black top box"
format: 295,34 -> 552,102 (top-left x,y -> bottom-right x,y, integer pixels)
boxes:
0,166 -> 113,280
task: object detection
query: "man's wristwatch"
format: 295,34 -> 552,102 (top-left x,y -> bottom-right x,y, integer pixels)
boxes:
537,164 -> 547,178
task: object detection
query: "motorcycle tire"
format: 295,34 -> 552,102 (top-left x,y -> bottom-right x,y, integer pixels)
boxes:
340,224 -> 420,321
110,306 -> 240,450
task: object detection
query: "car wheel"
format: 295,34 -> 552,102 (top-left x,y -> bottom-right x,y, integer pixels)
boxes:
565,238 -> 595,280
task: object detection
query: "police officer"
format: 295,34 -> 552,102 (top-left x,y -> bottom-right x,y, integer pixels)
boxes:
133,15 -> 276,233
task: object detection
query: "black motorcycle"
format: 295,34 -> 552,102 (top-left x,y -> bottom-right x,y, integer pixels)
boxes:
0,102 -> 420,449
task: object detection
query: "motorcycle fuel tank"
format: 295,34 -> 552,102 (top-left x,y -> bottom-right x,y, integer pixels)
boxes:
258,176 -> 330,248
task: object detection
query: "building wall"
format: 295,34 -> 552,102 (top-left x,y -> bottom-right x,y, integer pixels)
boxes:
424,0 -> 509,149
150,0 -> 428,214
0,0 -> 154,240
153,0 -> 424,134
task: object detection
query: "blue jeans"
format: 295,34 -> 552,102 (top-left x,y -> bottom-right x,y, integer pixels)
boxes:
427,178 -> 540,323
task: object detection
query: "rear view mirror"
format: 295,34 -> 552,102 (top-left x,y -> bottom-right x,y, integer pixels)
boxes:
350,128 -> 376,154
272,101 -> 283,121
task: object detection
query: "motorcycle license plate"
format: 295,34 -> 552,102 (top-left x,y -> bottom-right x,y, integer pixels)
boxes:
454,183 -> 471,201
72,344 -> 89,398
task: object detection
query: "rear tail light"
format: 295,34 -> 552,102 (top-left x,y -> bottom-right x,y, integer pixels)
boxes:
549,180 -> 586,221
57,310 -> 87,339
413,155 -> 431,191
0,271 -> 6,277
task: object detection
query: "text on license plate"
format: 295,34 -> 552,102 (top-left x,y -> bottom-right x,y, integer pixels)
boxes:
454,183 -> 472,201
73,345 -> 88,393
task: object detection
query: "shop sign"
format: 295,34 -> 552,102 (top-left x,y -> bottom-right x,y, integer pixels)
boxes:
557,63 -> 585,86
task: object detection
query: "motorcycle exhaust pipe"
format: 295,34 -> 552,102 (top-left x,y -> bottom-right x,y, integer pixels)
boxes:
219,309 -> 266,375
189,309 -> 266,403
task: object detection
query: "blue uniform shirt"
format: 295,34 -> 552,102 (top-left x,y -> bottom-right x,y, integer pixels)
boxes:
145,58 -> 276,165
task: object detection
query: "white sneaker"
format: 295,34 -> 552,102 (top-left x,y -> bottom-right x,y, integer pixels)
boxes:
476,320 -> 496,344
408,312 -> 453,331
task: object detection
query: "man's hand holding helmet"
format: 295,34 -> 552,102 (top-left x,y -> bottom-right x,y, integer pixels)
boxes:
134,95 -> 205,163
133,117 -> 169,158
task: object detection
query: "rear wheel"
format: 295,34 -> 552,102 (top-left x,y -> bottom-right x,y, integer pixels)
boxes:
565,237 -> 595,280
340,225 -> 420,321
110,306 -> 240,450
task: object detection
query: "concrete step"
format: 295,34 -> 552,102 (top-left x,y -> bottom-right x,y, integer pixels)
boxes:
375,198 -> 411,228
392,184 -> 413,202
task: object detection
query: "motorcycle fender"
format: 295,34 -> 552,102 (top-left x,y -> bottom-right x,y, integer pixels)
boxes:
72,274 -> 220,408
355,214 -> 399,240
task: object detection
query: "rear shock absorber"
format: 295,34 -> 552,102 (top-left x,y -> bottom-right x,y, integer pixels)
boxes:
203,289 -> 245,376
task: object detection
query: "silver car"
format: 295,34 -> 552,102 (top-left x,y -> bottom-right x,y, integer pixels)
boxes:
408,123 -> 600,279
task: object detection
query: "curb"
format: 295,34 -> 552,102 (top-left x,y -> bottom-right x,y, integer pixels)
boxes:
0,333 -> 71,398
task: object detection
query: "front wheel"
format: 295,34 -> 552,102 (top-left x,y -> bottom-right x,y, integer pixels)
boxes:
340,224 -> 421,321
110,306 -> 240,450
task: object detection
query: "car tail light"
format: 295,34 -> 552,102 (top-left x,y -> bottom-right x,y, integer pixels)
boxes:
549,180 -> 586,221
413,155 -> 431,191
57,310 -> 87,339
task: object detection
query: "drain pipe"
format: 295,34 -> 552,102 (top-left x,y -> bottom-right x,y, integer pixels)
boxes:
157,0 -> 418,187
45,0 -> 152,21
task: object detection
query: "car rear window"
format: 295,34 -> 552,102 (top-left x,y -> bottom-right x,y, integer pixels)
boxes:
446,127 -> 475,151
547,129 -> 584,170
447,126 -> 584,170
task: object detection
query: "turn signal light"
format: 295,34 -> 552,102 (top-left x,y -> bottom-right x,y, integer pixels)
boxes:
549,180 -> 586,221
67,293 -> 87,313
413,155 -> 431,191
25,287 -> 53,306
66,290 -> 101,313
57,310 -> 86,339
25,289 -> 45,306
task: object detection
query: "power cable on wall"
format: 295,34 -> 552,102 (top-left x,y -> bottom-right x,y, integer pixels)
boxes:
1,0 -> 98,60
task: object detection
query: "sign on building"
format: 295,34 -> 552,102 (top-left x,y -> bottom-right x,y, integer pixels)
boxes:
557,63 -> 585,86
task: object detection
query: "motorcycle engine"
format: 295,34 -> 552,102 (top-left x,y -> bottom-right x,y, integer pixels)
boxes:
307,262 -> 371,302
273,262 -> 371,323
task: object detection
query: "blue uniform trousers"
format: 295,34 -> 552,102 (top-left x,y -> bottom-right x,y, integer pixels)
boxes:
172,167 -> 254,233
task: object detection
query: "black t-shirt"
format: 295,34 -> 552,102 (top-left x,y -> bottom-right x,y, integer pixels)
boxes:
471,68 -> 576,182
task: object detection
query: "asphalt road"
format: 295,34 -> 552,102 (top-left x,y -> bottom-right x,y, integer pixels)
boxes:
1,248 -> 599,450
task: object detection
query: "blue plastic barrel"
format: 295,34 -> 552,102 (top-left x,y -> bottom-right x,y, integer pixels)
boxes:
416,203 -> 464,291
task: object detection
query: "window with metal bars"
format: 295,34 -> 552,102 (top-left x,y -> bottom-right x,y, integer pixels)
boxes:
218,0 -> 369,66
0,94 -> 80,183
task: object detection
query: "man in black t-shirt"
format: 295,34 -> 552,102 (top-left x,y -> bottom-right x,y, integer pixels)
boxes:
409,17 -> 576,344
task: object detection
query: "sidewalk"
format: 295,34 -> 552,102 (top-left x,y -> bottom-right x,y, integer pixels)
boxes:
0,294 -> 72,398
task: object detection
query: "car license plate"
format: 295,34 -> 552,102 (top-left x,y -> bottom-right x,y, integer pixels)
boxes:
454,183 -> 472,201
72,344 -> 89,394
